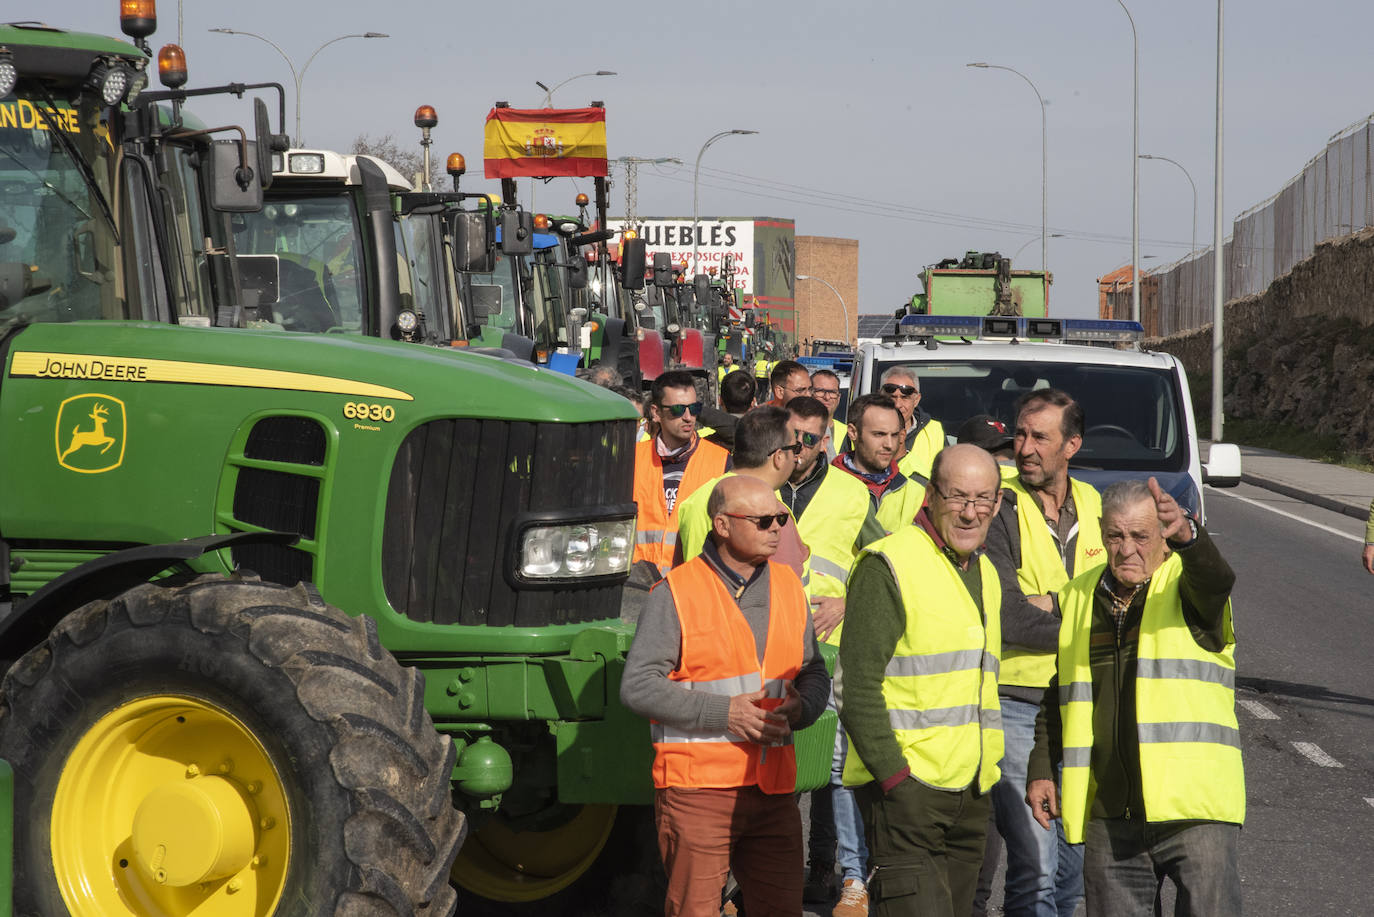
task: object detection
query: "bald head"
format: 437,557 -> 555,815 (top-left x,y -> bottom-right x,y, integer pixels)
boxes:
707,474 -> 772,518
708,475 -> 786,565
931,443 -> 1001,493
928,443 -> 1003,562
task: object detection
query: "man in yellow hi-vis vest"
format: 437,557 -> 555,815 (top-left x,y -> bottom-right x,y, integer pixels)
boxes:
837,444 -> 1006,916
982,389 -> 1098,917
1027,478 -> 1241,917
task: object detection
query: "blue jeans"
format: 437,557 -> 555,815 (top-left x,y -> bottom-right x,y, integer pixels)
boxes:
991,695 -> 1084,917
1083,818 -> 1240,917
809,692 -> 870,882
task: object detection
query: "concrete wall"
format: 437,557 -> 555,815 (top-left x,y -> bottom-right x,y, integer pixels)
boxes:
795,236 -> 859,348
1150,228 -> 1374,459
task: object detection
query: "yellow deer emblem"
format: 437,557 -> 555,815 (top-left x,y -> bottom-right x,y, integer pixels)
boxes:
56,394 -> 126,473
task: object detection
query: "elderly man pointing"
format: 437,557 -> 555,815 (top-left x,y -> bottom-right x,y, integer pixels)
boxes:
622,475 -> 831,917
1027,478 -> 1242,917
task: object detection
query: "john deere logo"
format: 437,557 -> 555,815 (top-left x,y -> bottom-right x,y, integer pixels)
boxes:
56,394 -> 126,474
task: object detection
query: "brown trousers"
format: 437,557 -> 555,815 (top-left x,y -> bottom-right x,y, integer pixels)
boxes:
655,785 -> 803,917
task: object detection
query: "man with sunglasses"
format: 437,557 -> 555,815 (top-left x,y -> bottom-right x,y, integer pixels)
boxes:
982,389 -> 1100,917
879,366 -> 945,484
621,474 -> 831,917
837,443 -> 1006,917
634,370 -> 730,580
832,393 -> 927,535
783,396 -> 885,914
672,408 -> 809,578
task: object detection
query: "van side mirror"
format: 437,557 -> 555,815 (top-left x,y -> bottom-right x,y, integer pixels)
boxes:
621,238 -> 646,289
1202,442 -> 1242,488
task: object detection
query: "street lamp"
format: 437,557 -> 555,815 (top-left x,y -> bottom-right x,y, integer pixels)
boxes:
1212,0 -> 1225,442
692,129 -> 757,278
1115,0 -> 1140,323
968,62 -> 1048,272
1139,154 -> 1197,255
1012,233 -> 1063,262
208,28 -> 388,146
534,70 -> 616,108
797,274 -> 850,345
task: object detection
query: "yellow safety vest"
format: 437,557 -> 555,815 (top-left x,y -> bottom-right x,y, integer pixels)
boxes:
841,526 -> 1003,792
830,418 -> 847,453
717,363 -> 741,385
795,468 -> 872,646
1000,477 -> 1104,689
674,472 -> 734,564
1056,555 -> 1244,844
754,358 -> 770,379
874,475 -> 926,534
897,418 -> 945,481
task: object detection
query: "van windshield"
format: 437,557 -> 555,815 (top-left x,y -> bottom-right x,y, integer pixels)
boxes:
872,359 -> 1187,473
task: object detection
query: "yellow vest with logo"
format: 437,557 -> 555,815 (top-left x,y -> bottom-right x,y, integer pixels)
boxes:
1000,477 -> 1104,689
897,418 -> 945,481
795,468 -> 871,645
841,526 -> 1003,792
1055,555 -> 1243,844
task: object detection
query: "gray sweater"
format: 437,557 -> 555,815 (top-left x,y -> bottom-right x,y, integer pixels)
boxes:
620,540 -> 831,735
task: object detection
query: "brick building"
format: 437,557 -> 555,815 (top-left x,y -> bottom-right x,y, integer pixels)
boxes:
794,235 -> 859,348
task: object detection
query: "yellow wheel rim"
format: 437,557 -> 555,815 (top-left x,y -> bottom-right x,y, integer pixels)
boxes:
52,695 -> 291,916
451,803 -> 617,903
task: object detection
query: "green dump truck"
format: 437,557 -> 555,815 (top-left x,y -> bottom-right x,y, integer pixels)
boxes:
908,250 -> 1050,317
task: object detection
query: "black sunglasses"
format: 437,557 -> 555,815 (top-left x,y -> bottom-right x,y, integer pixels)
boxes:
770,442 -> 804,457
882,383 -> 918,397
661,401 -> 704,418
724,512 -> 789,530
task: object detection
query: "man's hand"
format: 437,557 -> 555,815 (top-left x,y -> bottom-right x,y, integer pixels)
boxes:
1027,593 -> 1054,613
1148,476 -> 1191,543
728,689 -> 791,744
1363,544 -> 1374,575
773,681 -> 804,726
1026,778 -> 1060,830
810,595 -> 845,641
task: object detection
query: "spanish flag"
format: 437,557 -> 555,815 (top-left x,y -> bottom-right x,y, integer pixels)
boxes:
483,107 -> 608,179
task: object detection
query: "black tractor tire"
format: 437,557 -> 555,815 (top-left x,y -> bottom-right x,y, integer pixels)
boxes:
457,804 -> 664,916
0,573 -> 465,917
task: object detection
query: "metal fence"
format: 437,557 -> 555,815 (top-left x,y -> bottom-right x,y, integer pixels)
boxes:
1104,113 -> 1374,336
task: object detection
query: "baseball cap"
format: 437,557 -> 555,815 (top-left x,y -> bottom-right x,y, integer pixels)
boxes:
956,414 -> 1013,451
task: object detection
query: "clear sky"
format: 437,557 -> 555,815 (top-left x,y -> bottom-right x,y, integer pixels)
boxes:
58,0 -> 1374,317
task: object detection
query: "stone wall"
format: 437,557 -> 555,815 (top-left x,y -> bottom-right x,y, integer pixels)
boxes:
1150,228 -> 1374,458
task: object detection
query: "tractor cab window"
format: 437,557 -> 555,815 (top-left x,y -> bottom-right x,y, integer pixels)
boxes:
398,211 -> 454,341
235,194 -> 365,333
462,250 -> 521,333
0,90 -> 132,323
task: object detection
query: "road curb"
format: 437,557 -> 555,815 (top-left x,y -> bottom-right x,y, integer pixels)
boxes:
1240,472 -> 1369,521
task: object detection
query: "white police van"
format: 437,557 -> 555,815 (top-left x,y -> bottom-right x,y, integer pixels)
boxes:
854,315 -> 1242,520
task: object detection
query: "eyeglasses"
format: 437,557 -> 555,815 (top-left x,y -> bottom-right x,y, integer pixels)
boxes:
660,401 -> 704,418
813,388 -> 841,399
932,485 -> 998,514
882,383 -> 918,397
793,430 -> 821,448
770,442 -> 805,457
724,512 -> 789,530
784,384 -> 814,396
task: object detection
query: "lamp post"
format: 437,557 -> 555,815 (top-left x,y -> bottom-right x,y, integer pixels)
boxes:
208,28 -> 388,146
1212,0 -> 1225,442
692,129 -> 757,278
1115,0 -> 1140,323
797,274 -> 850,345
534,70 -> 615,108
1139,154 -> 1197,255
968,62 -> 1048,272
1013,233 -> 1063,262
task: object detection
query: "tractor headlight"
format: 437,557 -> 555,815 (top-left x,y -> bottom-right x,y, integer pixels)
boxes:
396,309 -> 419,335
0,53 -> 17,99
509,509 -> 636,586
87,62 -> 131,107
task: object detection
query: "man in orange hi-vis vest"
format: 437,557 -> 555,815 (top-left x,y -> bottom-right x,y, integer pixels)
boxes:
622,475 -> 831,917
633,370 -> 730,580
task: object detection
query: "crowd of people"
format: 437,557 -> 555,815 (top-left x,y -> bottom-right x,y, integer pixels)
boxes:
599,360 -> 1243,917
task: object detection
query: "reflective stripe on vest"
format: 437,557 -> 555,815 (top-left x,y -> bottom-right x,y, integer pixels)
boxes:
796,468 -> 871,645
633,437 -> 729,575
651,557 -> 806,792
1056,555 -> 1244,844
841,526 -> 1003,792
1001,477 -> 1104,689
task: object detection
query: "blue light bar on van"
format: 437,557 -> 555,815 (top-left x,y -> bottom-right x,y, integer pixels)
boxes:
897,315 -> 983,337
1060,319 -> 1144,342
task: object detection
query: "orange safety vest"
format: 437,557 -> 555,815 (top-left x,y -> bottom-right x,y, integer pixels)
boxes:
633,436 -> 729,574
651,557 -> 807,793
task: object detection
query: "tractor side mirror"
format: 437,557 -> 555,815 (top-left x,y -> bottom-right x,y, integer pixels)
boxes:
621,238 -> 646,289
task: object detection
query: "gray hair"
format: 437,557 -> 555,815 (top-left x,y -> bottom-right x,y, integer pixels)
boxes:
880,364 -> 919,390
1100,478 -> 1154,521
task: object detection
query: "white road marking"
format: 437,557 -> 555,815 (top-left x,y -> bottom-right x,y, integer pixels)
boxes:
1212,489 -> 1363,543
1292,742 -> 1344,768
1238,699 -> 1279,720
